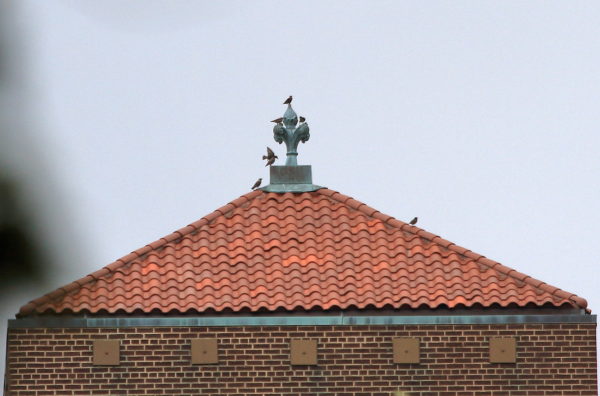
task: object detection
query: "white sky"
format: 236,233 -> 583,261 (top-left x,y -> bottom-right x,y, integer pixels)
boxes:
2,0 -> 599,384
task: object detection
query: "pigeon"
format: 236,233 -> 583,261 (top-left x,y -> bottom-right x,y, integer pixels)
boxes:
271,117 -> 284,124
283,95 -> 293,105
409,217 -> 418,225
251,178 -> 262,190
299,116 -> 306,123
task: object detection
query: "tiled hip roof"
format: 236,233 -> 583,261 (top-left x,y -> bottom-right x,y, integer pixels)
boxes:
18,189 -> 587,317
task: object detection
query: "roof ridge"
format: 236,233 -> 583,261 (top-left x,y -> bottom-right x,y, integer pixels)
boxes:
17,190 -> 264,317
318,188 -> 587,310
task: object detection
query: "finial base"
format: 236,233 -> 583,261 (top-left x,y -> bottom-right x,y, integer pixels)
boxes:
260,165 -> 324,193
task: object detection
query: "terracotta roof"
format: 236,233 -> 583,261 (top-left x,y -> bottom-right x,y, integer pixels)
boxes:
18,189 -> 587,317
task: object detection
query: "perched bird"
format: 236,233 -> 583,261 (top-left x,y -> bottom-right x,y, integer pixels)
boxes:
409,217 -> 418,225
271,117 -> 283,124
262,147 -> 277,160
299,116 -> 306,123
251,178 -> 262,190
283,95 -> 293,105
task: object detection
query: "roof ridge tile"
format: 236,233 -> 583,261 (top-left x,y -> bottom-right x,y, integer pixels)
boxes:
162,231 -> 183,243
371,211 -> 393,223
90,268 -> 110,280
316,188 -> 336,197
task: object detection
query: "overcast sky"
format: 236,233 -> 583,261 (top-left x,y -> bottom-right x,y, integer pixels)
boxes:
2,0 -> 599,383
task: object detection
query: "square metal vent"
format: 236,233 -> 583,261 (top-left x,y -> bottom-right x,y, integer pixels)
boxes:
489,337 -> 517,363
392,337 -> 420,364
290,339 -> 317,365
93,340 -> 120,366
191,338 -> 218,364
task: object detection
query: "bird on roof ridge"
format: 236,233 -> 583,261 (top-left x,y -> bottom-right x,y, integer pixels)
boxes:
251,178 -> 262,190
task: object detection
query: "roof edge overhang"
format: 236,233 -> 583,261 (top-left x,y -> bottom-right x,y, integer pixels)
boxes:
8,313 -> 596,328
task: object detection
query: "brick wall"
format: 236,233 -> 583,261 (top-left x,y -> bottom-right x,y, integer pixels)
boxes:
5,323 -> 597,395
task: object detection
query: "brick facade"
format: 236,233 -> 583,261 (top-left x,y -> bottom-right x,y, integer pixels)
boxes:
6,323 -> 597,395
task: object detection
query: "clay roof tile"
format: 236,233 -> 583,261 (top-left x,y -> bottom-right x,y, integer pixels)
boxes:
17,189 -> 588,317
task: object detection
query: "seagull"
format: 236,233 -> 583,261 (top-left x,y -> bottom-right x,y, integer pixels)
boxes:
409,217 -> 418,225
251,178 -> 262,190
271,117 -> 283,124
299,116 -> 306,123
283,95 -> 293,105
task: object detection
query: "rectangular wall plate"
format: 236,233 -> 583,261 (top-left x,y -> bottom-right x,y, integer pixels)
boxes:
392,337 -> 420,364
191,338 -> 218,364
489,337 -> 517,363
93,340 -> 120,366
290,339 -> 317,365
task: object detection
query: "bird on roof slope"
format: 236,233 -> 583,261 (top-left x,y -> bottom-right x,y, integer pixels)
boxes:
299,116 -> 306,123
251,178 -> 262,190
271,117 -> 283,124
283,95 -> 292,105
409,217 -> 418,225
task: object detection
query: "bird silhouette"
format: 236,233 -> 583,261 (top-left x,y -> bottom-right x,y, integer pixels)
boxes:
283,95 -> 293,105
262,147 -> 276,160
409,217 -> 418,225
299,116 -> 306,123
251,178 -> 262,190
271,117 -> 283,124
265,157 -> 276,166
262,147 -> 278,166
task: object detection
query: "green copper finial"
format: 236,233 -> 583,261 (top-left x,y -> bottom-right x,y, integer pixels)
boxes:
273,103 -> 309,166
262,97 -> 323,193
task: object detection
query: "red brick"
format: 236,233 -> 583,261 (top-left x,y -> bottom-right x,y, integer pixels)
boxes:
5,323 -> 597,395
